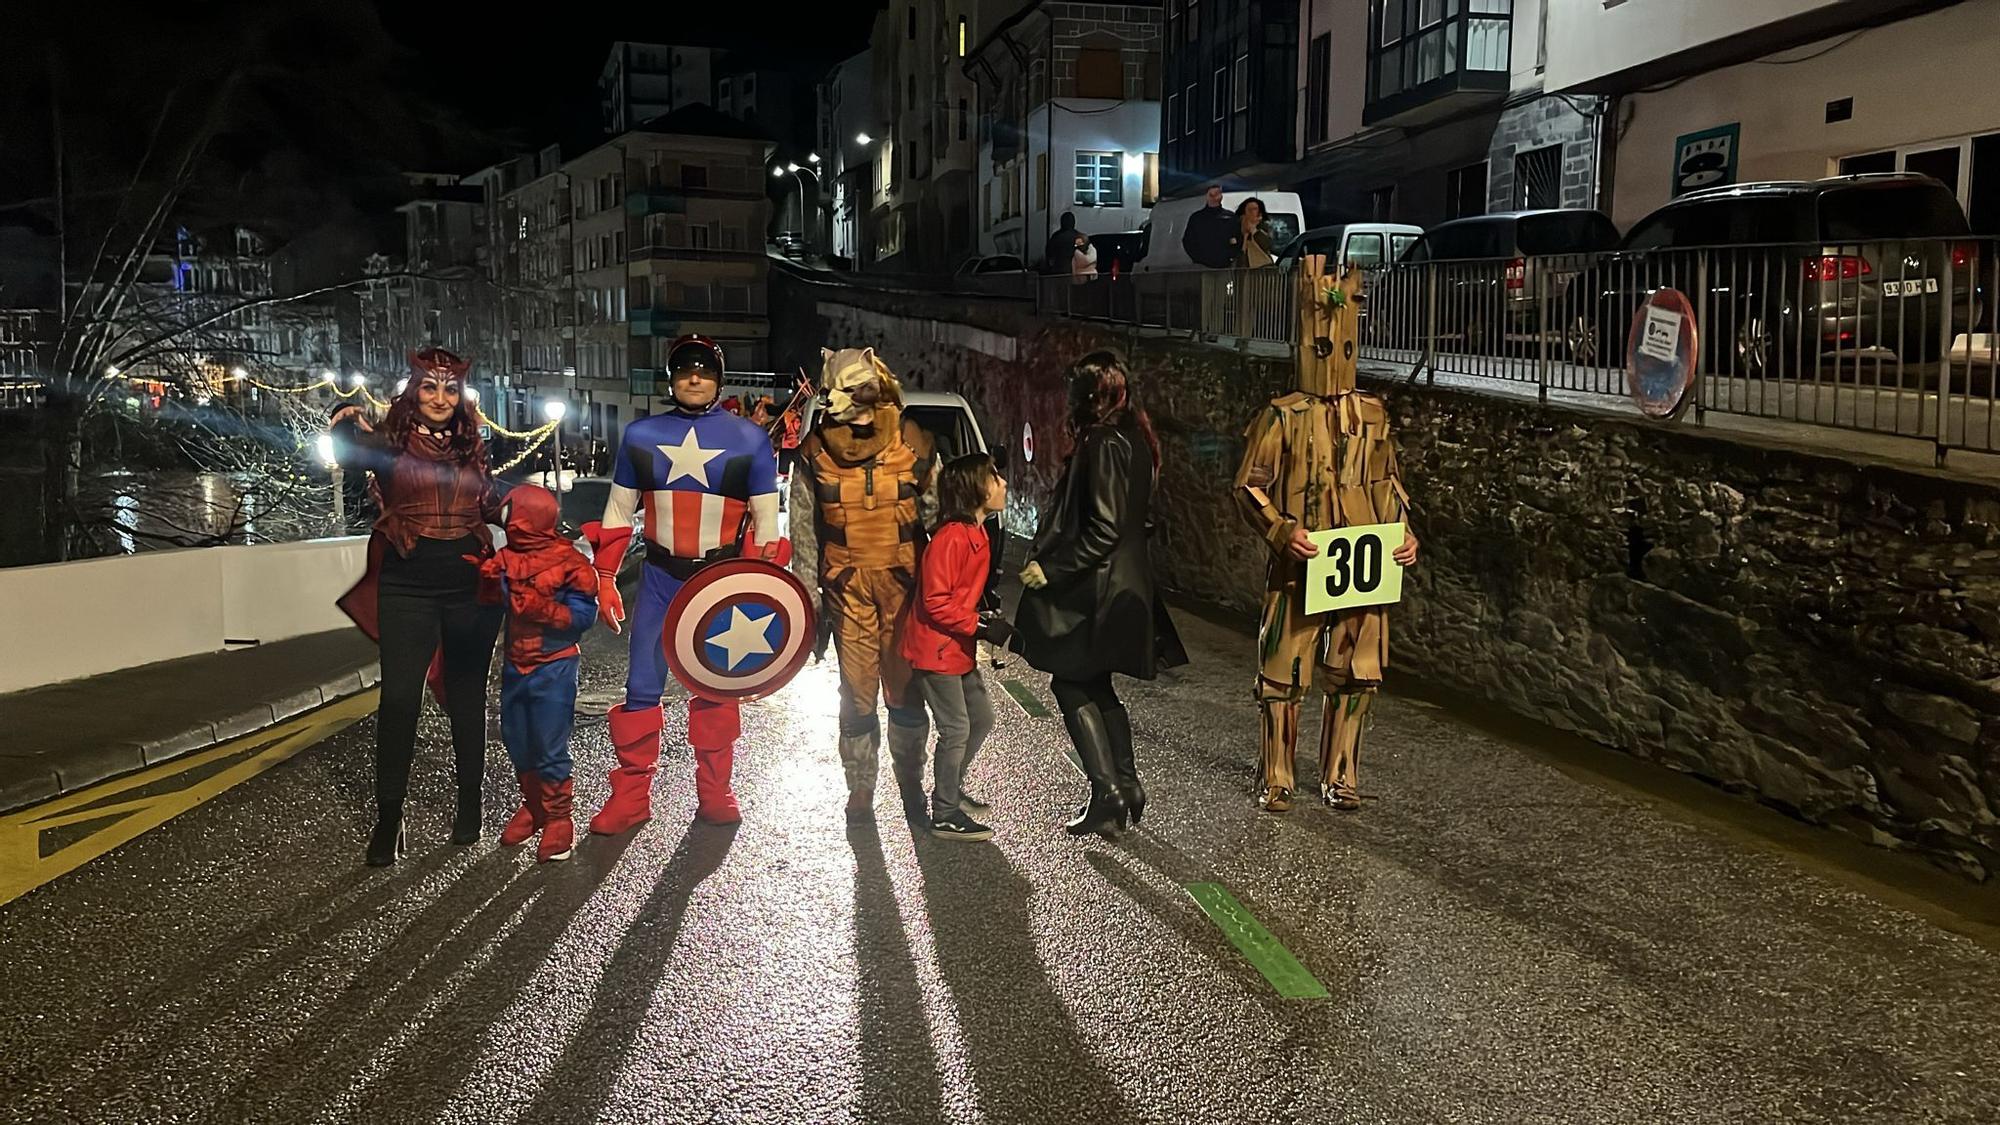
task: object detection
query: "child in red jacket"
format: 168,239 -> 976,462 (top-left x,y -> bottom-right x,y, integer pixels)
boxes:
901,453 -> 1013,841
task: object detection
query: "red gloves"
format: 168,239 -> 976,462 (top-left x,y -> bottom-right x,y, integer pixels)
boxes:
760,537 -> 793,568
581,521 -> 632,634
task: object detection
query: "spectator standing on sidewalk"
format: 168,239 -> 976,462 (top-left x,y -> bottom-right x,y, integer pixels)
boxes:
1045,211 -> 1081,273
1235,197 -> 1277,269
901,453 -> 1015,841
1070,232 -> 1099,284
1182,185 -> 1240,269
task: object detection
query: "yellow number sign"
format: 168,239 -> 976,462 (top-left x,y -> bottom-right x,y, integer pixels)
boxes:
1303,523 -> 1407,615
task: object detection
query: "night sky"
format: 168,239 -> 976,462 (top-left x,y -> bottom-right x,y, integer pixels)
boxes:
371,0 -> 886,155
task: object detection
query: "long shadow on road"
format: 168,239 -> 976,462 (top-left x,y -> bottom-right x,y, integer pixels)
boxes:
0,842 -> 452,1105
194,844 -> 550,1122
847,822 -> 947,1125
510,822 -> 739,1123
913,839 -> 1133,1125
359,830 -> 642,1123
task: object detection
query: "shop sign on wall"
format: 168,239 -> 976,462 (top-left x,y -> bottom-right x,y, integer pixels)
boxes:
1671,123 -> 1740,197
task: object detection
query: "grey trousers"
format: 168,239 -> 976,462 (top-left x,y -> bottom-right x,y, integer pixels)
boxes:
914,668 -> 995,819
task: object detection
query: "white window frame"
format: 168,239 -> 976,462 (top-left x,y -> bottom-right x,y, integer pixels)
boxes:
1075,150 -> 1123,208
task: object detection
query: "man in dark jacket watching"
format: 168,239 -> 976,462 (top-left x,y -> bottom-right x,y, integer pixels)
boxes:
1181,185 -> 1239,268
1045,211 -> 1080,274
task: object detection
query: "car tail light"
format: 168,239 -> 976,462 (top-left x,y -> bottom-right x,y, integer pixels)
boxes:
1806,255 -> 1872,281
1504,257 -> 1526,290
1952,242 -> 1977,269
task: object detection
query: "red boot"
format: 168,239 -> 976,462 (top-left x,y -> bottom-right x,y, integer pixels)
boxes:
690,697 -> 742,825
499,773 -> 542,846
538,777 -> 576,862
693,745 -> 740,824
591,704 -> 663,835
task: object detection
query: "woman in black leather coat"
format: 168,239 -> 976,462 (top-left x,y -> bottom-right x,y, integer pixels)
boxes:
1017,352 -> 1188,836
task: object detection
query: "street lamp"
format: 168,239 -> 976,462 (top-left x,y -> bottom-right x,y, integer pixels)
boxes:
777,162 -> 822,260
855,132 -> 873,146
315,432 -> 345,529
772,166 -> 785,179
544,399 -> 568,491
808,152 -> 821,164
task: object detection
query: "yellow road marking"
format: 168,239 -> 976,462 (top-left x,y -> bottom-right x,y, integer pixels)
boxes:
0,690 -> 376,907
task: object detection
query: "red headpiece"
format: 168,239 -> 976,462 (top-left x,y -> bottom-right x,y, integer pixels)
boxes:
408,346 -> 471,385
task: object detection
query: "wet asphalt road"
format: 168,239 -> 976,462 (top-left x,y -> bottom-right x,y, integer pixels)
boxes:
3,606 -> 2000,1125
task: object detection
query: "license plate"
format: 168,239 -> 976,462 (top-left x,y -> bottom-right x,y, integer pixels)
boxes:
1883,279 -> 1939,296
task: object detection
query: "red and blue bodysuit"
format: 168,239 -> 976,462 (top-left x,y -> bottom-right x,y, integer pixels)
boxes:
485,486 -> 598,861
584,382 -> 783,830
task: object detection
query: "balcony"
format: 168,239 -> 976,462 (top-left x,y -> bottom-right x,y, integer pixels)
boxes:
630,304 -> 770,337
1363,1 -> 1512,128
626,184 -> 765,216
630,242 -> 767,264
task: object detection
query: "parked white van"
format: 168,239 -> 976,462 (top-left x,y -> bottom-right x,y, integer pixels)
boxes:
1138,190 -> 1307,271
1277,222 -> 1423,272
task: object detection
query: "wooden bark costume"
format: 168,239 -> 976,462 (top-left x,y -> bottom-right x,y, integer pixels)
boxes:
1233,260 -> 1412,812
794,347 -> 936,816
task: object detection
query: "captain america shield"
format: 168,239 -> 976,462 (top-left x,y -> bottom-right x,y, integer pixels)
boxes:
662,558 -> 817,703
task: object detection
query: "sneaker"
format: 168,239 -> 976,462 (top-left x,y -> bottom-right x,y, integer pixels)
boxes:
958,791 -> 992,815
929,811 -> 995,842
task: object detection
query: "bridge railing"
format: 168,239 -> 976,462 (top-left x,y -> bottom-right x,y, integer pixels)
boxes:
1035,241 -> 2000,463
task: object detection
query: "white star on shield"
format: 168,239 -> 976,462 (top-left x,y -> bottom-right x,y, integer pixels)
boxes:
706,606 -> 777,671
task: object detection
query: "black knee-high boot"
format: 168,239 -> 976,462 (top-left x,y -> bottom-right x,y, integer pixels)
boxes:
1061,702 -> 1126,837
1101,702 -> 1142,827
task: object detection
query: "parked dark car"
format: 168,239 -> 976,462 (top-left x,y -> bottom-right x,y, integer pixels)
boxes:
1401,210 -> 1621,351
1089,231 -> 1148,275
1566,173 -> 1979,373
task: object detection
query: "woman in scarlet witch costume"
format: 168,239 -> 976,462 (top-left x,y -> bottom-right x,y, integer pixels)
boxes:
335,347 -> 505,866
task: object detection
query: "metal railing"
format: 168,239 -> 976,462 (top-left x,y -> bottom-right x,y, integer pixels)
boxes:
1036,268 -> 1297,349
1036,242 -> 2000,460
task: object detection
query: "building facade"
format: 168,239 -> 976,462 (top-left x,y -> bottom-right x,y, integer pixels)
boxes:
1286,0 -> 1599,227
818,49 -> 883,267
601,43 -> 716,134
869,0 -> 987,271
1161,0 -> 1294,194
1545,0 -> 2000,229
0,308 -> 52,411
968,0 -> 1165,263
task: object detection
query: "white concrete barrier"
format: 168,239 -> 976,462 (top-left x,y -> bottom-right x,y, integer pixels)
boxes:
0,536 -> 370,694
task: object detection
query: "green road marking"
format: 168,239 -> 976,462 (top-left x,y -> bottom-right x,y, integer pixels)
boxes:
999,678 -> 1050,718
1184,882 -> 1329,999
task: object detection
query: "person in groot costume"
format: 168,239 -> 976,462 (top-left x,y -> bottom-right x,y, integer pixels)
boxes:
1233,259 -> 1420,813
794,347 -> 938,820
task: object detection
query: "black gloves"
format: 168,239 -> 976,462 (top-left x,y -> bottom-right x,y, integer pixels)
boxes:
974,613 -> 1016,648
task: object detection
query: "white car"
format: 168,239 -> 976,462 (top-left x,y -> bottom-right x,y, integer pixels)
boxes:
954,254 -> 1030,276
789,389 -> 1008,604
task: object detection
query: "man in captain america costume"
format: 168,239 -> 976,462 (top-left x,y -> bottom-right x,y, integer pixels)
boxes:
582,335 -> 790,830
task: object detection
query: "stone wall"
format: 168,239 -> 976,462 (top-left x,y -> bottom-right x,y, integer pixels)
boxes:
773,271 -> 2000,879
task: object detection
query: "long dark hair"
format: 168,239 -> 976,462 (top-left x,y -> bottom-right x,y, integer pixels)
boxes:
382,346 -> 488,473
1065,350 -> 1160,474
937,452 -> 998,524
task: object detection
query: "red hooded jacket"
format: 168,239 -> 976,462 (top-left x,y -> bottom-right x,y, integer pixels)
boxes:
900,519 -> 990,675
486,487 -> 599,673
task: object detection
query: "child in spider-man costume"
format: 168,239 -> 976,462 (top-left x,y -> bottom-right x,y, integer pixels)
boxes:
482,485 -> 599,861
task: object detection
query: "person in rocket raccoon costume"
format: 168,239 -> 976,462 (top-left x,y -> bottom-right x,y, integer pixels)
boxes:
1233,258 -> 1420,814
792,347 -> 939,820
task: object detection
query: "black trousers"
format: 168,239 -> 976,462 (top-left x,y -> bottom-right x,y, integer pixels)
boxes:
1049,673 -> 1136,789
375,535 -> 502,816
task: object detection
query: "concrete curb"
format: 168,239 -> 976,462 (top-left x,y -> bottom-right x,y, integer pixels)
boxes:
0,661 -> 381,816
